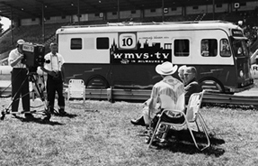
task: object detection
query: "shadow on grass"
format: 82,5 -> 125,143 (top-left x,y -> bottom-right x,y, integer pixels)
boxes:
203,103 -> 256,110
13,116 -> 64,126
51,112 -> 78,118
150,130 -> 225,157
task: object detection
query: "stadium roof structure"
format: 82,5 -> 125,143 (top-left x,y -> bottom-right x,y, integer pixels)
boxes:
0,0 -> 255,20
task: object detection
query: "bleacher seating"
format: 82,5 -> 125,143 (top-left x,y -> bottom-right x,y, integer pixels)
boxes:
0,22 -> 67,60
1,10 -> 258,62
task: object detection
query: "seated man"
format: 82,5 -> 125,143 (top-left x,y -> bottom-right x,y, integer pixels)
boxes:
131,66 -> 202,126
131,62 -> 185,127
150,67 -> 202,144
183,66 -> 202,105
178,65 -> 187,84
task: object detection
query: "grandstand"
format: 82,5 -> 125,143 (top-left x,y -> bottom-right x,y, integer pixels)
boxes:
0,0 -> 258,63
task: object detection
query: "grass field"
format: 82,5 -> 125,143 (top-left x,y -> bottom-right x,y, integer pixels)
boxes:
0,98 -> 258,166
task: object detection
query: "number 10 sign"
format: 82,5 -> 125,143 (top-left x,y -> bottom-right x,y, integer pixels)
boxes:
119,33 -> 137,49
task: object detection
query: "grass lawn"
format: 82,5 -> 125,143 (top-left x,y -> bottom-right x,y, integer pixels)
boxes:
0,98 -> 258,166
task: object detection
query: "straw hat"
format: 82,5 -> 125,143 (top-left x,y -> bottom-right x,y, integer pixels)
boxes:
155,61 -> 178,75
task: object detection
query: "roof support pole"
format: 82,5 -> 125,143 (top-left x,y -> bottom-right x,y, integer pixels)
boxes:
140,8 -> 145,21
213,0 -> 215,20
77,0 -> 80,24
162,0 -> 164,22
117,0 -> 120,22
10,7 -> 13,45
41,3 -> 45,43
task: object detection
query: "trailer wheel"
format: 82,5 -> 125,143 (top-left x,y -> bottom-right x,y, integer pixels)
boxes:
199,78 -> 225,93
86,75 -> 109,89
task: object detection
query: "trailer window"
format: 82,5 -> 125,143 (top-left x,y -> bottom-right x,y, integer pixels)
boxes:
220,39 -> 231,57
201,39 -> 217,57
174,39 -> 189,56
97,37 -> 109,49
71,38 -> 82,50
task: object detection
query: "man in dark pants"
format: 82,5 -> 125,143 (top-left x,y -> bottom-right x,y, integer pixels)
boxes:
8,39 -> 34,119
41,42 -> 67,116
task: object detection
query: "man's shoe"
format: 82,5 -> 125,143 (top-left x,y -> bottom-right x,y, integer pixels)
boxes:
41,114 -> 51,122
131,116 -> 145,126
158,138 -> 169,147
145,135 -> 159,144
25,113 -> 35,120
59,109 -> 69,116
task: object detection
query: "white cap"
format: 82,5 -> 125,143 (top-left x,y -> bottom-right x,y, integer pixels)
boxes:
17,39 -> 25,45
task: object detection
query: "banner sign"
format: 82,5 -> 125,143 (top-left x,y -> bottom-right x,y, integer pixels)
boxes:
110,33 -> 172,64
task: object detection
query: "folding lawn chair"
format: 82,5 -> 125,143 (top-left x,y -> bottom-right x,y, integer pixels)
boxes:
67,79 -> 86,103
148,90 -> 210,151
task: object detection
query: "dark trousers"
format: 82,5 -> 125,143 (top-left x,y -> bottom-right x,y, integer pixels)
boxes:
11,68 -> 30,112
46,74 -> 65,111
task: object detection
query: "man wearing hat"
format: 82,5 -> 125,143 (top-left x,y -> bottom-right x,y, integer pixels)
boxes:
131,61 -> 185,127
8,39 -> 34,119
41,42 -> 67,117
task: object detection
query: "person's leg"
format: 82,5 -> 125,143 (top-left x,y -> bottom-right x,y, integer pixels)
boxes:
46,77 -> 56,113
142,106 -> 152,126
131,105 -> 148,126
21,71 -> 30,112
20,71 -> 33,119
56,82 -> 66,114
11,69 -> 21,112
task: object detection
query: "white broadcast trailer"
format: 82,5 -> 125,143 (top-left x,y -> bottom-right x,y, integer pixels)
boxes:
56,20 -> 253,95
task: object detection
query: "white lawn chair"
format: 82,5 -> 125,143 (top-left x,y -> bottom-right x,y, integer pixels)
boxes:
148,90 -> 210,151
67,79 -> 86,103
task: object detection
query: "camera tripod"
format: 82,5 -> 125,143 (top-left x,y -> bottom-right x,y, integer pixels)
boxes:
0,70 -> 51,121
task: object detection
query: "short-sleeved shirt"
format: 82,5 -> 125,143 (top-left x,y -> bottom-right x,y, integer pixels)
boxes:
44,52 -> 64,71
8,48 -> 26,68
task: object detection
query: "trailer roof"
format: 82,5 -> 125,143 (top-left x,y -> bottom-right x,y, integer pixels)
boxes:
56,20 -> 241,34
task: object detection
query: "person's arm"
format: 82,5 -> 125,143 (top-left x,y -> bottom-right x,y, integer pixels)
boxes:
185,82 -> 199,105
60,54 -> 65,81
8,51 -> 24,67
60,65 -> 65,81
40,66 -> 57,77
40,54 -> 56,76
148,85 -> 159,113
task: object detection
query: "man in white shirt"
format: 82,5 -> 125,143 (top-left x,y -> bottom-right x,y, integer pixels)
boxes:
41,42 -> 67,118
8,39 -> 34,119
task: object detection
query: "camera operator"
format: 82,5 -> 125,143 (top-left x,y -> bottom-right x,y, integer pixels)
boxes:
40,42 -> 68,116
8,39 -> 34,119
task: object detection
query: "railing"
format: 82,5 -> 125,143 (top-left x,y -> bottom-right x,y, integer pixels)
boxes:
1,84 -> 258,106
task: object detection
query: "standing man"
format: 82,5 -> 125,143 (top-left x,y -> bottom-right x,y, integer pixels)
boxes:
8,39 -> 34,119
41,42 -> 67,116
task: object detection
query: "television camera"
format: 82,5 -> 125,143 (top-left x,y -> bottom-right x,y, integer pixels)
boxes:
21,43 -> 46,72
